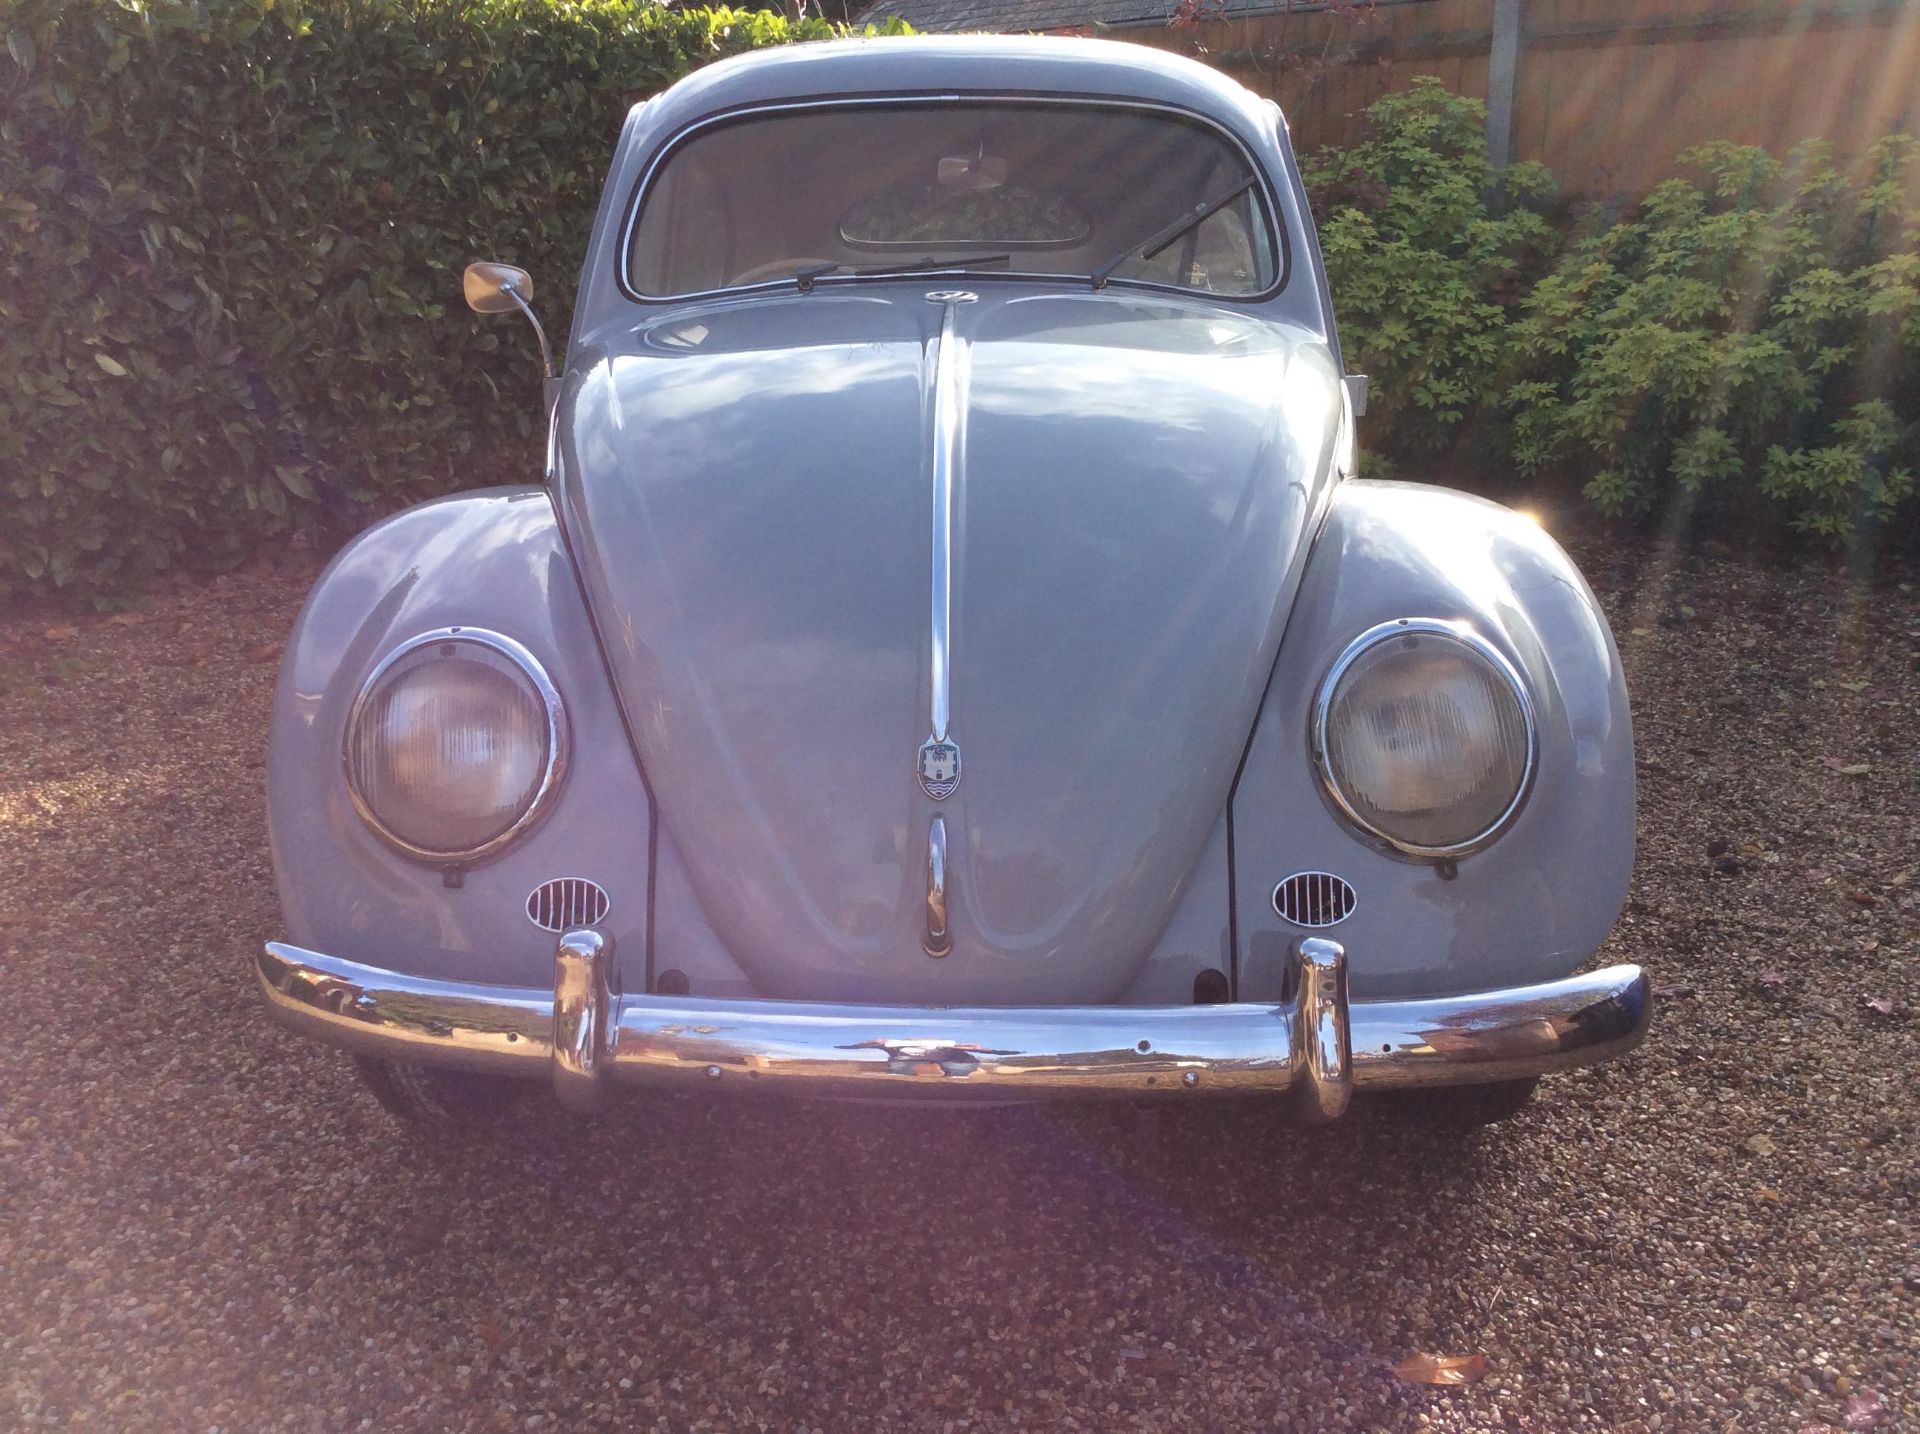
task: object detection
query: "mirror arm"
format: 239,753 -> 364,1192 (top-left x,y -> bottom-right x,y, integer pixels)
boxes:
500,282 -> 558,383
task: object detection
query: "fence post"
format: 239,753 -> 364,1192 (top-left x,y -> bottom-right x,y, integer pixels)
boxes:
1486,0 -> 1521,171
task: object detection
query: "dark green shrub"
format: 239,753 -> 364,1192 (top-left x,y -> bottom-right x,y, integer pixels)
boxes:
1507,137 -> 1918,541
1300,77 -> 1558,463
0,0 -> 895,603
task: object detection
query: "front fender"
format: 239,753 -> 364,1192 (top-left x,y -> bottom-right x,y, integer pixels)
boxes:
1232,480 -> 1635,1000
266,488 -> 655,992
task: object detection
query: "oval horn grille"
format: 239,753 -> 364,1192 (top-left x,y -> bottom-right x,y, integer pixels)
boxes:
1272,871 -> 1356,928
526,877 -> 610,933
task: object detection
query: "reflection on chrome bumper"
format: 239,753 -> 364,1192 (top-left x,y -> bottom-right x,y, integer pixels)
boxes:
257,937 -> 1649,1117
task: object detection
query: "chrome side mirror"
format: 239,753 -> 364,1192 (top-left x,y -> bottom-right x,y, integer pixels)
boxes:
463,261 -> 557,387
464,261 -> 533,314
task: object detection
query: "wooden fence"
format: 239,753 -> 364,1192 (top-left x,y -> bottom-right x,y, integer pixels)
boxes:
1122,0 -> 1920,196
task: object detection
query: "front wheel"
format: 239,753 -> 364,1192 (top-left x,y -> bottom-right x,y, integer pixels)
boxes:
1370,1077 -> 1539,1131
353,1057 -> 525,1128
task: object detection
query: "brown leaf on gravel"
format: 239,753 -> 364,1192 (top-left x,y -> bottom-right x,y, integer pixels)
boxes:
1744,1133 -> 1777,1156
1859,995 -> 1897,1018
1389,1352 -> 1489,1386
246,641 -> 281,664
41,624 -> 80,642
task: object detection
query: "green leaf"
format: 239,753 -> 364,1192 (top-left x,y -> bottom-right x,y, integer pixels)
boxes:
274,464 -> 317,501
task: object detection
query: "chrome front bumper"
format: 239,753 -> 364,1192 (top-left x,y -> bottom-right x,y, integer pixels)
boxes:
257,934 -> 1650,1118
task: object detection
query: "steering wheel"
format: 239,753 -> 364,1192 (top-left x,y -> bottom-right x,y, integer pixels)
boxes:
729,257 -> 838,287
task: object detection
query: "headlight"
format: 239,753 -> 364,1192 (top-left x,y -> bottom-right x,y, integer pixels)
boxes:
344,628 -> 567,862
1313,619 -> 1535,857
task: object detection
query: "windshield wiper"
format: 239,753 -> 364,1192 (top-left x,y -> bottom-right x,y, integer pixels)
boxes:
795,253 -> 1012,292
1088,177 -> 1257,291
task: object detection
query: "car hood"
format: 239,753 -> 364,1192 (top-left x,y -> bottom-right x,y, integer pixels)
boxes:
561,287 -> 1339,1002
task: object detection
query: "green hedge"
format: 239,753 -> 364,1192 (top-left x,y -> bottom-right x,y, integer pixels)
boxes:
0,0 -> 895,603
1305,78 -> 1919,544
1509,137 -> 1918,539
1302,81 -> 1560,463
5,22 -> 1915,605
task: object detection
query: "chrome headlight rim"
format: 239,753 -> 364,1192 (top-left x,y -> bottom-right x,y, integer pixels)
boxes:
1311,617 -> 1538,860
342,625 -> 570,865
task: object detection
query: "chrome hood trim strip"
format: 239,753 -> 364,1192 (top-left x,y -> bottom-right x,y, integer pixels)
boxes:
927,291 -> 972,748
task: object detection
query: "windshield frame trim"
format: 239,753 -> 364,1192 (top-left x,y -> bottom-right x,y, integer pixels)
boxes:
614,92 -> 1292,306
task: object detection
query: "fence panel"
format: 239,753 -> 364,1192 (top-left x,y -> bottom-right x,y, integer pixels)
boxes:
1122,0 -> 1920,194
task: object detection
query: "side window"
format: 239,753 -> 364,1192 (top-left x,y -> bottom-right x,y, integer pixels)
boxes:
1190,196 -> 1264,292
1128,191 -> 1265,294
632,155 -> 730,296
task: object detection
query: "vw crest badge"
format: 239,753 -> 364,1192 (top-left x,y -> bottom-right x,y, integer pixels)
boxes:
917,737 -> 961,800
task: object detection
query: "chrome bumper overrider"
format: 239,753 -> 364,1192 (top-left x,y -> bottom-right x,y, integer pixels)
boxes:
256,936 -> 1650,1117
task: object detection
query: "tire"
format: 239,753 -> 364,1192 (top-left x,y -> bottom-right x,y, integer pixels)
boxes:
353,1056 -> 524,1128
1371,1077 -> 1539,1131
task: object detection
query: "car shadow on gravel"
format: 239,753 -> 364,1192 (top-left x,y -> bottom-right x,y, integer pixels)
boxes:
352,1086 -> 1507,1316
458,1085 -> 1502,1218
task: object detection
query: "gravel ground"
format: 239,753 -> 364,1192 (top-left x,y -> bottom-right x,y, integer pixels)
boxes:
1,533 -> 1915,1433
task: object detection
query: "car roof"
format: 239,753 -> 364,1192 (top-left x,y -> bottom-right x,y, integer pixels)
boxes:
632,35 -> 1279,143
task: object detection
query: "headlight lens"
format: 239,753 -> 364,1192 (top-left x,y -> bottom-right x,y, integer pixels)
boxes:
345,630 -> 564,861
1315,621 -> 1534,856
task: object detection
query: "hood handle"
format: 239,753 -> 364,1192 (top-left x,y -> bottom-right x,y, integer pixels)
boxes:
925,816 -> 952,958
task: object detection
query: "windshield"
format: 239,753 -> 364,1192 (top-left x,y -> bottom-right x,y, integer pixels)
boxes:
628,101 -> 1278,299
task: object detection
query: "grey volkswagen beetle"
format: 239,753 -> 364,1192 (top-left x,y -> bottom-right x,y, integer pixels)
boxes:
258,35 -> 1650,1128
